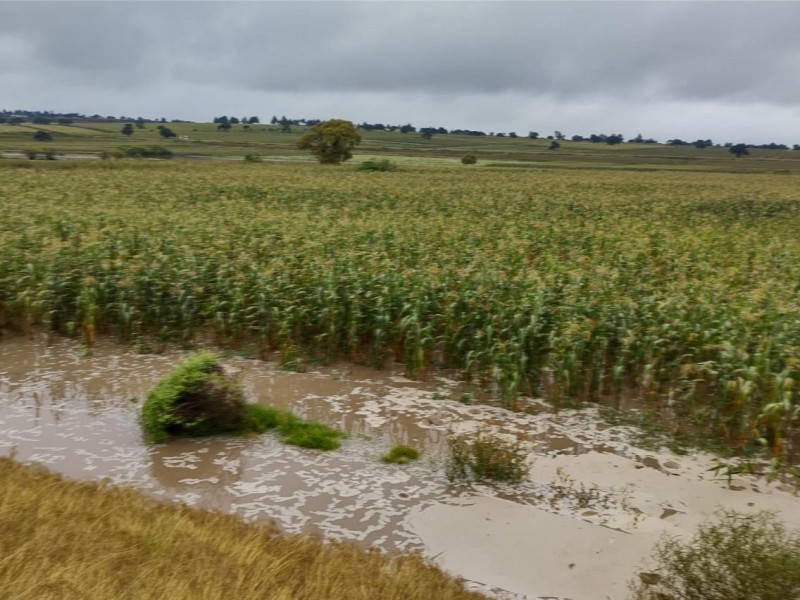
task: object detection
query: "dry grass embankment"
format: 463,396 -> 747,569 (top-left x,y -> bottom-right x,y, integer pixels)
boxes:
0,458 -> 487,600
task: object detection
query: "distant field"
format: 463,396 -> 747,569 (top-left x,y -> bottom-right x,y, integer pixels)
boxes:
1,160 -> 799,461
2,120 -> 800,172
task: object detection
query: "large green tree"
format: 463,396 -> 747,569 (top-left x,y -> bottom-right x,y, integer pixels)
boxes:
296,119 -> 361,164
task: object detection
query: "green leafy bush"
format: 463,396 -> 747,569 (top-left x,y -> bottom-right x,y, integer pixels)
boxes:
243,153 -> 263,163
460,154 -> 477,165
630,510 -> 800,600
141,353 -> 342,450
381,445 -> 420,464
141,352 -> 246,442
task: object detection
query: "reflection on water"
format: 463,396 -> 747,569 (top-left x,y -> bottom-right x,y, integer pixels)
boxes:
0,335 -> 634,555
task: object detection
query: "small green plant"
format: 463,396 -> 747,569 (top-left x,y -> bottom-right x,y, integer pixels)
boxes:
630,510 -> 800,600
24,148 -> 39,160
461,154 -> 477,165
446,431 -> 528,483
381,445 -> 420,464
359,158 -> 397,172
243,153 -> 263,163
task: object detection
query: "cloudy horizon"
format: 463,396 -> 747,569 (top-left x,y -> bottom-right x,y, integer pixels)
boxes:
2,1 -> 799,145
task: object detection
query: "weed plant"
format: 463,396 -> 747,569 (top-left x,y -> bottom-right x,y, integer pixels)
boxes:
446,431 -> 528,483
381,445 -> 420,464
630,510 -> 800,600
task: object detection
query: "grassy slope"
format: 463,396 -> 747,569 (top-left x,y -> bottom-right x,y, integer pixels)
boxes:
0,458 -> 487,600
2,120 -> 799,173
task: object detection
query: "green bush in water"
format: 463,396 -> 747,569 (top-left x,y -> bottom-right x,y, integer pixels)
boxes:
142,353 -> 343,450
141,352 -> 247,443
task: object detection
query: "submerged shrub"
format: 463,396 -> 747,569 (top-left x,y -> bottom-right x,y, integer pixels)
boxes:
630,510 -> 800,600
446,431 -> 528,483
141,353 -> 342,450
381,445 -> 420,464
141,352 -> 246,442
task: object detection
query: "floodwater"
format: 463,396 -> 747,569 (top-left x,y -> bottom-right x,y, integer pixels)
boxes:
2,335 -> 800,600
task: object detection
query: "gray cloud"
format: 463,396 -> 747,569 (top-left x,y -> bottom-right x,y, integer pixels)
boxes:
2,1 -> 800,143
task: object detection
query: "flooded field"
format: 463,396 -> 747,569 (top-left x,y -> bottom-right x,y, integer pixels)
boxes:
2,335 -> 800,600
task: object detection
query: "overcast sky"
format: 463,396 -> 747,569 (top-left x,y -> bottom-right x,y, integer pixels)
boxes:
2,1 -> 799,144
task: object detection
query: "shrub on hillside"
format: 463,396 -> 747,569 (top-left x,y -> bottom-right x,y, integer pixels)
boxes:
359,158 -> 397,172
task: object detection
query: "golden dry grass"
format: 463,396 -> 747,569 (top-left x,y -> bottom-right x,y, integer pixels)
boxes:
0,458 -> 487,600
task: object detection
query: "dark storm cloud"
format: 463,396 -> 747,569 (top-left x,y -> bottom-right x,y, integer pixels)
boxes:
1,2 -> 799,142
3,2 -> 799,101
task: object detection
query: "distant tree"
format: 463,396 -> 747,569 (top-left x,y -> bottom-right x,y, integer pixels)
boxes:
794,144 -> 800,151
56,117 -> 73,126
217,121 -> 231,132
509,132 -> 518,138
32,130 -> 53,142
248,116 -> 260,124
729,143 -> 749,157
230,117 -> 240,125
571,135 -> 586,142
528,131 -> 539,139
32,116 -> 52,125
271,116 -> 278,124
121,123 -> 134,137
554,130 -> 565,140
9,117 -> 24,125
667,139 -> 689,146
606,134 -> 624,145
157,125 -> 177,139
399,124 -> 416,134
693,139 -> 713,149
421,131 -> 433,140
296,119 -> 361,164
461,154 -> 477,165
495,132 -> 505,137
549,141 -> 560,150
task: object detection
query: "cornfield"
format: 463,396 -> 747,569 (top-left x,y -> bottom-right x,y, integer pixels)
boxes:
1,161 -> 799,459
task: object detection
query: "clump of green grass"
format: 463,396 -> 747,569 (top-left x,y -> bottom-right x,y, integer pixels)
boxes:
141,352 -> 247,442
630,510 -> 800,600
446,431 -> 528,483
381,445 -> 421,464
142,353 -> 342,450
0,458 -> 490,600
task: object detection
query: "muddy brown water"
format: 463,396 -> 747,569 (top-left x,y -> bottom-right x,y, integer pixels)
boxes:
7,335 -> 796,600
